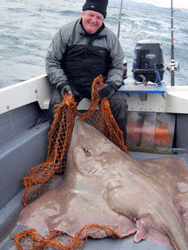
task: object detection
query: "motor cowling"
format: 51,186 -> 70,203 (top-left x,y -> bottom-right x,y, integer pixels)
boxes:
132,40 -> 165,83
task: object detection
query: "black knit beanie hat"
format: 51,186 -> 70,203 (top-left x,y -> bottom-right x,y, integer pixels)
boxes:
82,0 -> 108,19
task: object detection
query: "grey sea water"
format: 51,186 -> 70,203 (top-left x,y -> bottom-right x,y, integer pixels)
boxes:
0,0 -> 188,88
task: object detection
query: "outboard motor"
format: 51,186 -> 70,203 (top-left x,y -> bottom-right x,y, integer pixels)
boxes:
132,40 -> 165,83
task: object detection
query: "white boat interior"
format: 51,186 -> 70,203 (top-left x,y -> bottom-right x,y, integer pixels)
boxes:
1,73 -> 188,249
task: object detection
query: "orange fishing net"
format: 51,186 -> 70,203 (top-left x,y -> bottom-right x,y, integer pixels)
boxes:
15,75 -> 128,249
22,75 -> 128,206
14,224 -> 123,250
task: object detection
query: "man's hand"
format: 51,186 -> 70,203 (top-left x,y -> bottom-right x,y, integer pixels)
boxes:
61,85 -> 72,97
98,83 -> 116,100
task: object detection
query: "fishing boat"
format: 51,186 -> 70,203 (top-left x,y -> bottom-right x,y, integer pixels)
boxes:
0,1 -> 188,250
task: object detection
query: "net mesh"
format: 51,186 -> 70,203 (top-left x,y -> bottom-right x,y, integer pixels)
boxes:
22,75 -> 128,206
15,75 -> 128,249
14,224 -> 123,250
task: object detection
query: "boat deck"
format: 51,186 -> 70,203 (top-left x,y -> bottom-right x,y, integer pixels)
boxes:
1,151 -> 187,250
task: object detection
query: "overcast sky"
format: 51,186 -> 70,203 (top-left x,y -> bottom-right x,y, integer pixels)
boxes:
132,0 -> 188,9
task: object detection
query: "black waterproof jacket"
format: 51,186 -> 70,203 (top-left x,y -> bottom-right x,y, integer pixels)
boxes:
45,19 -> 124,94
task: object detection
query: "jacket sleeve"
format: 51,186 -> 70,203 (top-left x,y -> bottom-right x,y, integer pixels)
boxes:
45,28 -> 68,90
105,29 -> 125,89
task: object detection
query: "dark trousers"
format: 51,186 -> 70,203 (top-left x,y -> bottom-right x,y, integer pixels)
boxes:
109,92 -> 128,142
48,88 -> 63,125
49,88 -> 128,142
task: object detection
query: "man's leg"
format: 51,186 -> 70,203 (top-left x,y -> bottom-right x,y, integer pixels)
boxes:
109,92 -> 128,143
48,88 -> 62,125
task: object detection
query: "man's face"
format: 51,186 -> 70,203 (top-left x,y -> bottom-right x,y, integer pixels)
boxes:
81,10 -> 104,34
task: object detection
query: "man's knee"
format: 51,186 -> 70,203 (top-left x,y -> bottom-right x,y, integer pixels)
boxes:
50,88 -> 62,106
109,92 -> 128,116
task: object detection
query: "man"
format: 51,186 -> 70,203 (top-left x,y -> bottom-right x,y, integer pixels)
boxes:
46,0 -> 128,142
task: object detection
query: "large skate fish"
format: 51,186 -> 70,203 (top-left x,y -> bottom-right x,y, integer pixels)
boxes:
18,118 -> 188,249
